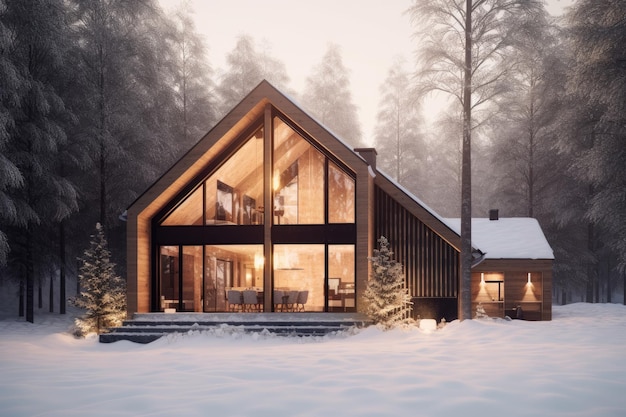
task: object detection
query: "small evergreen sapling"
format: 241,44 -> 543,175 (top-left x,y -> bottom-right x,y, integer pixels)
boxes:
72,223 -> 126,335
363,236 -> 413,329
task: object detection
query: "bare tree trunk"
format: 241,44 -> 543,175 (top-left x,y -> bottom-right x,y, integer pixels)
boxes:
19,279 -> 24,317
38,279 -> 43,309
26,229 -> 34,323
594,263 -> 600,303
49,272 -> 54,312
459,0 -> 473,321
98,43 -> 107,229
586,222 -> 595,302
77,259 -> 80,296
59,221 -> 66,314
606,257 -> 612,303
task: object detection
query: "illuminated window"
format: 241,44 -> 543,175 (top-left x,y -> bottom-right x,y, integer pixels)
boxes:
273,117 -> 324,224
328,162 -> 355,223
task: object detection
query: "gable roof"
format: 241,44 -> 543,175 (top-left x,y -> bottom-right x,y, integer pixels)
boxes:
127,80 -> 368,220
373,168 -> 463,250
126,80 -> 464,251
444,218 -> 554,260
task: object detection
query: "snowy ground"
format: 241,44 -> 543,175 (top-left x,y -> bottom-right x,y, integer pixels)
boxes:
1,303 -> 625,417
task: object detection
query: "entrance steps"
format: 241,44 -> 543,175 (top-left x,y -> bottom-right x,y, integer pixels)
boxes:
99,312 -> 371,343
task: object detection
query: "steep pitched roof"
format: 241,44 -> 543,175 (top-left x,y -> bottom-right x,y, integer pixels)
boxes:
126,80 -> 464,251
373,168 -> 463,250
127,80 -> 367,219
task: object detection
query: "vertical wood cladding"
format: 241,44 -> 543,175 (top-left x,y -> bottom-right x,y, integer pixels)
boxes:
374,186 -> 458,298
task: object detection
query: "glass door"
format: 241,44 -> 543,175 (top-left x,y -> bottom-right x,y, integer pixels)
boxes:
159,245 -> 203,312
159,246 -> 179,311
204,257 -> 232,312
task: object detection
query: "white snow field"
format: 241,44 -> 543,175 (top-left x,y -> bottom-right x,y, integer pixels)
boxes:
1,303 -> 625,417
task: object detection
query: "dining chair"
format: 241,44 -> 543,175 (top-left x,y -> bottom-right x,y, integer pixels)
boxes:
242,290 -> 260,312
296,290 -> 308,312
286,290 -> 299,312
227,290 -> 243,312
273,290 -> 284,312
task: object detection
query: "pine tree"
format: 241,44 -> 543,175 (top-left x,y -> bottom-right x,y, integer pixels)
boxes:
566,0 -> 626,274
72,223 -> 126,336
373,56 -> 425,192
363,236 -> 413,329
2,0 -> 79,322
167,0 -> 216,152
216,35 -> 290,117
300,43 -> 362,148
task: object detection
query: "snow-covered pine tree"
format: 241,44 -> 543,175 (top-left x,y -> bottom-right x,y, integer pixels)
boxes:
363,236 -> 413,329
72,223 -> 126,335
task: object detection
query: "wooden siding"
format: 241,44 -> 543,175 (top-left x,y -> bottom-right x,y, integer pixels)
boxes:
127,81 -> 373,315
127,88 -> 270,315
355,160 -> 374,310
472,259 -> 553,320
374,185 -> 459,299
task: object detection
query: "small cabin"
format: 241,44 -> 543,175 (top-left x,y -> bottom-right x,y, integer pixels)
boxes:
125,80 -> 553,321
446,212 -> 554,320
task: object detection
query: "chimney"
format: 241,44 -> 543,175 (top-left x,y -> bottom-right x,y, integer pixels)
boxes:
489,209 -> 499,221
354,147 -> 377,171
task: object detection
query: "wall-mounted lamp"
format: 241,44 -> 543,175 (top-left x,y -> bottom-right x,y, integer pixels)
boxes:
480,273 -> 485,285
527,272 -> 532,285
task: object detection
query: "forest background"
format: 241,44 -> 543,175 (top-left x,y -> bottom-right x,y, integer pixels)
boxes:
1,0 -> 624,322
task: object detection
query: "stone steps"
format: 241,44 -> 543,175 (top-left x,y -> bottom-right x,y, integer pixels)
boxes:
99,313 -> 370,343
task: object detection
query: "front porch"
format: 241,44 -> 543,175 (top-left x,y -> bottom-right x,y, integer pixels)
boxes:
99,312 -> 370,343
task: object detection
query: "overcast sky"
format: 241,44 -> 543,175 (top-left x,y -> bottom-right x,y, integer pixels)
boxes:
160,0 -> 576,144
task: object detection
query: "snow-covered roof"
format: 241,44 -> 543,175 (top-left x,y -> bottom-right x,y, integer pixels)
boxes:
443,217 -> 554,260
375,167 -> 459,237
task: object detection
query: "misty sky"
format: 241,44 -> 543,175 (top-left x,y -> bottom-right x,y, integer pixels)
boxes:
161,0 -> 576,143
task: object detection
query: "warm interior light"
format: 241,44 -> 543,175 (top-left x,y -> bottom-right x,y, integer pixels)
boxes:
480,273 -> 485,285
273,170 -> 280,191
527,272 -> 532,285
254,253 -> 264,269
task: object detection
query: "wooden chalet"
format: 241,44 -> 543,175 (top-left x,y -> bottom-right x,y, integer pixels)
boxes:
125,80 -> 553,321
445,212 -> 554,320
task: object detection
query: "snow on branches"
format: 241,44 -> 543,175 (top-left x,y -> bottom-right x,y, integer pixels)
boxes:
363,236 -> 413,329
72,223 -> 126,336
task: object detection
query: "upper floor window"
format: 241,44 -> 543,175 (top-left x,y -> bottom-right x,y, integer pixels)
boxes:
160,111 -> 356,227
273,117 -> 324,225
328,162 -> 355,223
161,127 -> 264,226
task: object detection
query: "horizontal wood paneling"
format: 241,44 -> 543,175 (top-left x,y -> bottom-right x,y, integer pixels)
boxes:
470,260 -> 553,320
